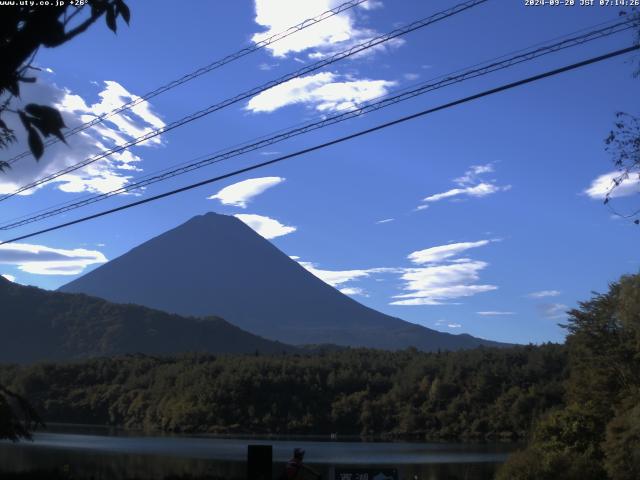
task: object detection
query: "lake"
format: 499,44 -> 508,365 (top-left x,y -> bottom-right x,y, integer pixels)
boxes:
0,426 -> 517,479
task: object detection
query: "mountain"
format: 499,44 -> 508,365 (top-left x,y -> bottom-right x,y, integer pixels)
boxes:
0,275 -> 294,363
60,212 -> 508,351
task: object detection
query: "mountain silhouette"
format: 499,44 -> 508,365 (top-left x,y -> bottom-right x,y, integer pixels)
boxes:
60,212 -> 507,350
0,275 -> 294,363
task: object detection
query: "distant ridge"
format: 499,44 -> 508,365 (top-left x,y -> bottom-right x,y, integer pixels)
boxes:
0,275 -> 295,363
60,212 -> 509,351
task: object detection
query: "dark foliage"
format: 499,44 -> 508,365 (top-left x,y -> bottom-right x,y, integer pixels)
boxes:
0,0 -> 129,165
0,384 -> 43,441
0,343 -> 566,439
0,276 -> 296,363
497,273 -> 640,480
604,113 -> 640,223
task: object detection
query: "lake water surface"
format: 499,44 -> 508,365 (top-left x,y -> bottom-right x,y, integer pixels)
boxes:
0,426 -> 517,479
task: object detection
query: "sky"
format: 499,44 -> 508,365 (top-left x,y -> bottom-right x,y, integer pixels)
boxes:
0,0 -> 639,344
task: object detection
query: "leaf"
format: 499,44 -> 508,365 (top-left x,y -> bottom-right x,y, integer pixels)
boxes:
24,104 -> 67,143
7,79 -> 20,97
106,5 -> 117,33
116,0 -> 131,24
634,219 -> 639,225
27,127 -> 44,160
40,19 -> 66,47
18,111 -> 31,130
0,161 -> 10,173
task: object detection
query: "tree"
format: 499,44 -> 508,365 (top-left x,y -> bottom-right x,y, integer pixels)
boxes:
498,273 -> 640,479
0,0 -> 130,170
0,385 -> 42,441
602,12 -> 640,223
604,113 -> 640,223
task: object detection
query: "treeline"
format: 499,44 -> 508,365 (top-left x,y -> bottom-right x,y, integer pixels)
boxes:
497,273 -> 640,480
0,343 -> 565,440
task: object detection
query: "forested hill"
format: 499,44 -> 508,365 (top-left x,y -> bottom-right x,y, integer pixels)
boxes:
0,345 -> 566,438
0,276 -> 295,363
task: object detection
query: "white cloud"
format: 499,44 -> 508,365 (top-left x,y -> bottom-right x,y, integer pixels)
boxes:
208,177 -> 285,208
538,303 -> 568,320
234,214 -> 296,239
252,0 -> 398,59
391,261 -> 497,306
258,62 -> 279,71
423,183 -> 509,203
0,79 -> 165,196
528,290 -> 561,298
435,319 -> 462,329
392,239 -> 497,306
376,218 -> 394,224
454,163 -> 494,186
416,163 -> 510,209
339,286 -> 369,296
297,260 -> 394,287
408,240 -> 490,265
0,243 -> 107,275
2,274 -> 16,282
246,71 -> 395,113
584,171 -> 640,199
403,73 -> 420,81
477,311 -> 515,316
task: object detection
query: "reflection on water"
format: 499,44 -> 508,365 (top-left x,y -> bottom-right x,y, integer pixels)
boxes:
0,427 -> 515,479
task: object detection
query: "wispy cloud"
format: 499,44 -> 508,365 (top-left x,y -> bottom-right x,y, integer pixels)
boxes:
408,240 -> 491,265
423,183 -> 509,203
0,243 -> 107,275
454,164 -> 494,186
297,260 -> 395,287
527,290 -> 561,298
584,171 -> 640,199
435,319 -> 462,329
208,177 -> 285,208
234,214 -> 296,239
376,218 -> 394,224
339,286 -> 369,297
538,303 -> 568,320
416,163 -> 510,209
246,71 -> 395,113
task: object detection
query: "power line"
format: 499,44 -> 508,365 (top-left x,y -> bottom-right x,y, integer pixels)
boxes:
2,44 -> 636,246
0,0 -> 488,202
0,17 -> 634,231
4,0 -> 371,166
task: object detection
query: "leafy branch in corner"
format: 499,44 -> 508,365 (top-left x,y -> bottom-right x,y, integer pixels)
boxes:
604,113 -> 640,224
0,0 -> 130,165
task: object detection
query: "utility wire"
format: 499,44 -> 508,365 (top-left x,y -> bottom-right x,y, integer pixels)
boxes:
1,44 -> 637,246
0,18 -> 634,231
0,0 -> 488,202
4,0 -> 371,166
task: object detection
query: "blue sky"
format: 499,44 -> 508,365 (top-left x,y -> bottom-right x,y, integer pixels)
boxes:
0,0 -> 638,344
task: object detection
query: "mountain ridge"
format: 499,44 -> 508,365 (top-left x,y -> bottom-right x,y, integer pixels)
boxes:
0,275 -> 296,363
60,212 -> 509,351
